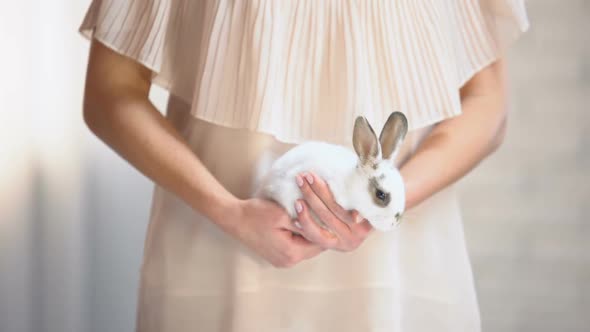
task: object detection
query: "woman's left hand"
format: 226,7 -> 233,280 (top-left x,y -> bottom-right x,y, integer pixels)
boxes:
293,172 -> 374,252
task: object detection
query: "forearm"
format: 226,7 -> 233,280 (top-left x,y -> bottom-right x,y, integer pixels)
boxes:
399,59 -> 508,210
83,94 -> 239,228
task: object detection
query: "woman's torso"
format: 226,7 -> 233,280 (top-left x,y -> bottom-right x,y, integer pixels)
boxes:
133,96 -> 480,331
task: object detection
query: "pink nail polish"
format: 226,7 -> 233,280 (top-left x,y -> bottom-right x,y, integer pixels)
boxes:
295,201 -> 303,213
305,173 -> 314,184
296,175 -> 304,187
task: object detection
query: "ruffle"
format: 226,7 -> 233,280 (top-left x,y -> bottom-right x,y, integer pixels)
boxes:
79,0 -> 177,93
186,0 -> 530,145
79,0 -> 530,146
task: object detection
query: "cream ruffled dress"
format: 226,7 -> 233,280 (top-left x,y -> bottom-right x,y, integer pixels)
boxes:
79,1 -> 529,331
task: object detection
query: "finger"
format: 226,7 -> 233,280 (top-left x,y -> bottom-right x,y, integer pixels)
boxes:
288,232 -> 326,260
350,218 -> 374,238
351,210 -> 364,224
297,173 -> 352,237
276,229 -> 324,266
303,172 -> 355,224
294,199 -> 338,249
280,217 -> 304,234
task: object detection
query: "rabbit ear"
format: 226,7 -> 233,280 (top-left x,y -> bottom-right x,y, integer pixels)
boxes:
379,111 -> 408,161
353,116 -> 381,166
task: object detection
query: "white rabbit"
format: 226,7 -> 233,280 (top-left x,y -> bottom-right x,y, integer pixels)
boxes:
256,111 -> 408,232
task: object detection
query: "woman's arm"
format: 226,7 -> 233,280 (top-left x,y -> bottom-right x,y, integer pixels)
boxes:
83,40 -> 235,225
250,60 -> 510,250
83,40 -> 325,268
400,58 -> 509,210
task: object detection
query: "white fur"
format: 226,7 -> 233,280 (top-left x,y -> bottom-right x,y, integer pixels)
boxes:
256,141 -> 406,232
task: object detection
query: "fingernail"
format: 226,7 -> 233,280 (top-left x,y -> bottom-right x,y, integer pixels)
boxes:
353,211 -> 363,223
295,201 -> 303,213
296,175 -> 304,187
294,220 -> 303,229
304,173 -> 314,184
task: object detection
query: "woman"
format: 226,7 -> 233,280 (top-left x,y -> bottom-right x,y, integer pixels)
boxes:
80,1 -> 529,331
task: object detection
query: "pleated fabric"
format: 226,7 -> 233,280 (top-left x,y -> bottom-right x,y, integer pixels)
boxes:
80,0 -> 529,145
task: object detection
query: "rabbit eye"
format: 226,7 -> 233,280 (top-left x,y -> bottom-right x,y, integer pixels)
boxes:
369,177 -> 391,207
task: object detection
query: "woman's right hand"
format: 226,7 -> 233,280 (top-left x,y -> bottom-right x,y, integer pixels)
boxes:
83,40 -> 324,269
220,198 -> 326,268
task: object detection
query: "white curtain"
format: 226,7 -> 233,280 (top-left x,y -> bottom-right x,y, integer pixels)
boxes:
0,1 -> 168,331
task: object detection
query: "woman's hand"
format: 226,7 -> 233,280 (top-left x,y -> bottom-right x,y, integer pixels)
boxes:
293,172 -> 374,252
222,198 -> 327,268
84,40 -> 322,269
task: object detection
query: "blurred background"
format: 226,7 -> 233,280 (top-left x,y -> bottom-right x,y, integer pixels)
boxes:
0,1 -> 587,331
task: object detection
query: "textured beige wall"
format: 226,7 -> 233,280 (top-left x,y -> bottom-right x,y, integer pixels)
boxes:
456,1 -> 590,331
